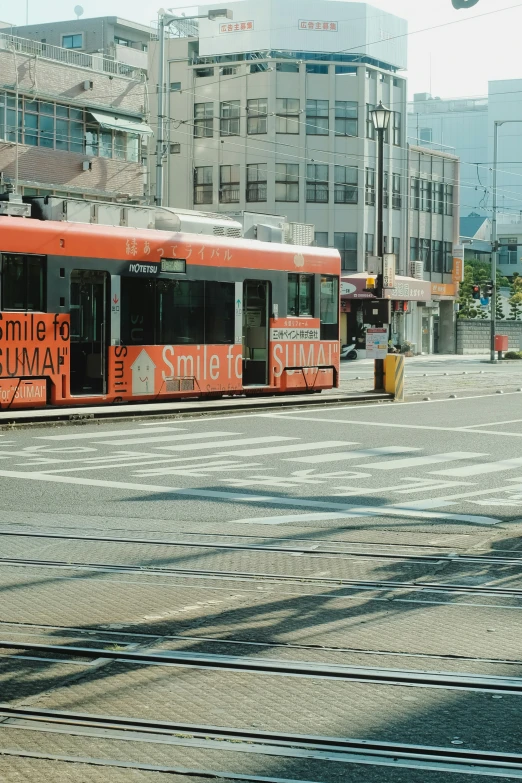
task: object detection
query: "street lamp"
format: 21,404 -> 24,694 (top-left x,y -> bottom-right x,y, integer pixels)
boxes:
370,101 -> 392,274
155,7 -> 233,207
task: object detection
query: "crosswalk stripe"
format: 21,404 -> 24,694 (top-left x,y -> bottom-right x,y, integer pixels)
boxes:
156,436 -> 298,453
37,427 -> 185,441
98,431 -> 241,446
432,456 -> 522,477
143,442 -> 355,472
287,446 -> 418,464
361,452 -> 486,471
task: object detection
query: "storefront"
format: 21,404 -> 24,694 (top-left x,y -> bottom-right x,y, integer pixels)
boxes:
340,273 -> 432,354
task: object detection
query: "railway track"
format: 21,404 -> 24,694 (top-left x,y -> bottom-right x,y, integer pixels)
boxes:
0,528 -> 519,566
2,620 -> 521,666
1,554 -> 521,597
2,639 -> 522,693
1,705 -> 522,778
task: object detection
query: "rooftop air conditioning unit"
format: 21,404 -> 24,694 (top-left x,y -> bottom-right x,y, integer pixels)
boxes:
410,260 -> 424,279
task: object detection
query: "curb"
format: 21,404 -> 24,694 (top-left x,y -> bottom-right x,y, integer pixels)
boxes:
0,391 -> 393,429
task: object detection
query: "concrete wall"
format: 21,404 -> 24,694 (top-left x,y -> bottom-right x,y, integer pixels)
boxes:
456,320 -> 522,354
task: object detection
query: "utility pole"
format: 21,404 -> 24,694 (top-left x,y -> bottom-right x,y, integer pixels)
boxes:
491,121 -> 501,363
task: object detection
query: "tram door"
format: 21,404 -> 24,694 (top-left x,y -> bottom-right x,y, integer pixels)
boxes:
70,270 -> 109,395
243,280 -> 269,386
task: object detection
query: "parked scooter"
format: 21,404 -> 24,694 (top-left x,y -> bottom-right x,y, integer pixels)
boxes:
340,342 -> 358,361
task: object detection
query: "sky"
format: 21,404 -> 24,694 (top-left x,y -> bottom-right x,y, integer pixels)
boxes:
2,0 -> 522,99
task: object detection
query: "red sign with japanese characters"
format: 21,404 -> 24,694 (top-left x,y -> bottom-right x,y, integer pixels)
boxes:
299,20 -> 338,31
220,21 -> 254,33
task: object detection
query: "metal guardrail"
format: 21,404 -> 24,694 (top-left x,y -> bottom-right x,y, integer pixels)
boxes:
0,33 -> 146,81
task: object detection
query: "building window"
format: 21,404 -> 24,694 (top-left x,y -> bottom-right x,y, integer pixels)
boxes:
444,242 -> 454,272
335,101 -> 357,136
420,238 -> 431,272
432,240 -> 443,272
420,127 -> 432,143
365,233 -> 375,256
315,232 -> 329,247
365,167 -> 375,206
220,66 -> 237,76
306,64 -> 328,74
410,237 -> 418,261
334,232 -> 357,271
306,164 -> 329,203
335,65 -> 357,76
170,143 -> 181,154
334,165 -> 358,204
392,174 -> 401,209
276,62 -> 299,73
445,184 -> 454,216
434,182 -> 444,214
246,163 -> 267,202
220,100 -> 240,136
276,98 -> 300,134
306,99 -> 329,135
391,237 -> 400,257
288,274 -> 314,316
383,171 -> 389,209
195,67 -> 214,78
170,82 -> 181,92
420,179 -> 432,212
247,99 -> 267,135
220,164 -> 240,203
62,34 -> 83,49
193,166 -> 213,205
392,111 -> 401,146
275,163 -> 299,201
410,177 -> 420,210
194,103 -> 214,138
1,254 -> 46,311
366,104 -> 376,140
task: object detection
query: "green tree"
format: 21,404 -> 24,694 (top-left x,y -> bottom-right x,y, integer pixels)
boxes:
509,274 -> 522,320
457,260 -> 509,319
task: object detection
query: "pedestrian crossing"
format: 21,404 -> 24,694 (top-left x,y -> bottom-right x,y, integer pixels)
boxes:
3,424 -> 522,523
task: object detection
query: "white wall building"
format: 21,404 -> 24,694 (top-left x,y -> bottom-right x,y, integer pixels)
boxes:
149,0 -> 460,353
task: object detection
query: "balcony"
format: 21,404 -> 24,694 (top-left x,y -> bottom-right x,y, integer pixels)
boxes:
246,185 -> 267,202
0,32 -> 146,81
194,188 -> 213,205
219,188 -> 240,204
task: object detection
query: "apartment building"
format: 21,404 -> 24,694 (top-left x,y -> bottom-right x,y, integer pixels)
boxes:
0,30 -> 150,200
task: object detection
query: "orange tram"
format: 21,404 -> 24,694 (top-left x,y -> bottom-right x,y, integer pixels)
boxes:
0,216 -> 341,410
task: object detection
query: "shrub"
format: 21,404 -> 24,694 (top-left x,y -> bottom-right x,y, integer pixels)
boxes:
503,351 -> 522,360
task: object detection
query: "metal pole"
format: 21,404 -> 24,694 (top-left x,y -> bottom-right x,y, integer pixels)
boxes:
155,13 -> 166,207
377,127 -> 384,260
491,121 -> 500,363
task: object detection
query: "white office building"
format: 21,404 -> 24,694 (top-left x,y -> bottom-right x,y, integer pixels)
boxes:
149,0 -> 460,352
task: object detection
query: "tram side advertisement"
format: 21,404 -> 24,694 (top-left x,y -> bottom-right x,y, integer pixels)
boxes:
0,313 -> 70,407
270,318 -> 339,391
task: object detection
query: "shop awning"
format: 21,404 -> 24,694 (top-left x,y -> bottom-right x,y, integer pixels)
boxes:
341,273 -> 432,302
89,111 -> 153,136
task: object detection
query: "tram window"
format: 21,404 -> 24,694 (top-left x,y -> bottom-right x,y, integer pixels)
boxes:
320,275 -> 339,340
288,273 -> 313,317
156,279 -> 204,345
121,277 -> 155,345
1,254 -> 45,311
205,281 -> 234,343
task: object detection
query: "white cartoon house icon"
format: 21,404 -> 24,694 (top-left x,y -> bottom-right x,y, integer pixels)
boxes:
131,350 -> 156,396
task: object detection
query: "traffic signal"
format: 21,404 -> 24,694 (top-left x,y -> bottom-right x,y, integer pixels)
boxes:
451,0 -> 479,8
472,285 -> 481,300
484,281 -> 494,298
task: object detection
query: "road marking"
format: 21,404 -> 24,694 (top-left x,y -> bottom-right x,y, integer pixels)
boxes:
37,427 -> 185,441
98,430 -> 240,446
156,436 -> 298,453
136,442 -> 356,475
261,414 -> 522,438
433,456 -> 522,477
0,469 -> 501,525
286,446 -> 419,464
460,418 -> 522,429
363,452 -> 486,471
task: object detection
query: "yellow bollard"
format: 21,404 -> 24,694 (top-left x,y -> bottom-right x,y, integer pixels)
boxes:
384,354 -> 405,401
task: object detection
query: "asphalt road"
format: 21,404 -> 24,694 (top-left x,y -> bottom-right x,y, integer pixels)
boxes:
1,391 -> 522,781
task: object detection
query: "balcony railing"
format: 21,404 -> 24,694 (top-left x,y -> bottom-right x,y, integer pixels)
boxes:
194,188 -> 213,205
219,188 -> 240,204
246,185 -> 267,202
0,33 -> 146,81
